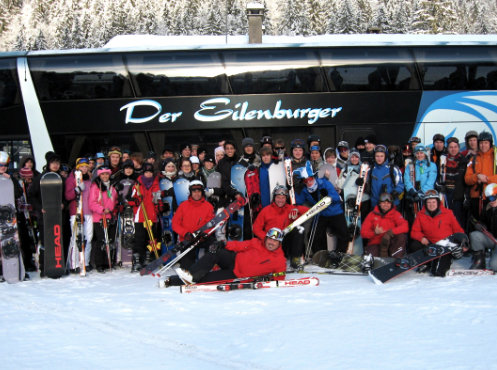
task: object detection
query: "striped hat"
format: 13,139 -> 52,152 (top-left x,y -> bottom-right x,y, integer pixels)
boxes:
19,167 -> 33,178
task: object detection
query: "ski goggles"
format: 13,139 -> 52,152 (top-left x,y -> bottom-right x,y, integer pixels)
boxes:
488,195 -> 497,202
266,228 -> 284,242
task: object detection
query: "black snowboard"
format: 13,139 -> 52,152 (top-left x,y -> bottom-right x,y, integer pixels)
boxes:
41,172 -> 65,279
368,236 -> 460,284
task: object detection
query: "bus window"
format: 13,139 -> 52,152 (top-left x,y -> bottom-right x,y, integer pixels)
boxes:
413,47 -> 497,90
29,54 -> 132,100
126,51 -> 228,97
0,58 -> 22,108
320,47 -> 419,91
223,48 -> 324,94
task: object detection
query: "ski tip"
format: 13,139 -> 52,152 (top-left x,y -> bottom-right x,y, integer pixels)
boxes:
368,271 -> 383,285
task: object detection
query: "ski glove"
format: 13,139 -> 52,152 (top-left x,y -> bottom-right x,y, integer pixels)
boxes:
161,188 -> 174,198
355,177 -> 364,186
320,189 -> 328,198
184,232 -> 195,242
205,188 -> 214,197
209,240 -> 226,254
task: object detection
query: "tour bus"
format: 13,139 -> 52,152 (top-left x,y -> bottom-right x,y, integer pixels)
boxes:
1,34 -> 497,171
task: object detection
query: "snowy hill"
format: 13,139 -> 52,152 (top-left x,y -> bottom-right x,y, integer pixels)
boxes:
1,258 -> 496,369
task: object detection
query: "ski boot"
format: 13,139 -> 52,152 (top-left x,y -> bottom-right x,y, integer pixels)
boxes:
143,250 -> 152,266
326,250 -> 344,269
131,253 -> 142,273
290,256 -> 303,271
175,268 -> 194,284
361,253 -> 374,272
470,250 -> 486,270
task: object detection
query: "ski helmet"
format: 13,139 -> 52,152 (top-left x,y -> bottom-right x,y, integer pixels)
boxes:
272,185 -> 289,200
423,189 -> 440,202
374,144 -> 388,155
484,183 -> 497,201
290,138 -> 305,150
307,134 -> 321,146
0,151 -> 10,166
413,145 -> 426,154
478,131 -> 493,146
379,193 -> 393,203
465,130 -> 478,141
432,133 -> 445,144
189,179 -> 204,194
266,227 -> 284,242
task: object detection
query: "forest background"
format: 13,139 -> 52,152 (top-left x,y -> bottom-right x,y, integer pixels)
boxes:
1,0 -> 496,51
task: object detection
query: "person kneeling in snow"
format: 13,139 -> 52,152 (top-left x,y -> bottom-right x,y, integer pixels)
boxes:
410,190 -> 467,276
361,192 -> 409,258
167,228 -> 287,286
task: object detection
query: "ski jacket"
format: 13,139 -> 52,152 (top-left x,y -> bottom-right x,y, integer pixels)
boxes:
172,196 -> 214,241
430,147 -> 448,171
360,150 -> 375,166
444,153 -> 467,201
217,154 -> 240,202
361,206 -> 409,246
336,162 -> 370,203
226,238 -> 287,278
410,205 -> 464,244
88,179 -> 118,222
65,171 -> 92,216
296,177 -> 343,217
253,202 -> 309,241
367,161 -> 404,208
464,148 -> 497,198
129,175 -> 161,223
403,159 -> 437,194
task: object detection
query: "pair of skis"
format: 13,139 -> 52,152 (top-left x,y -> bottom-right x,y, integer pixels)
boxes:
346,163 -> 370,254
180,276 -> 319,293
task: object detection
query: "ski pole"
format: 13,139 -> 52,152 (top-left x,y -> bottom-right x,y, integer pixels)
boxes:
305,214 -> 319,261
135,183 -> 160,259
101,215 -> 112,271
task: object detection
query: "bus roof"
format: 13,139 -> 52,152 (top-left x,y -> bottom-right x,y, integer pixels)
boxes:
2,33 -> 497,58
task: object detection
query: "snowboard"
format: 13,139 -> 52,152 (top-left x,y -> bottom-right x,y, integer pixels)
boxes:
173,178 -> 190,205
41,172 -> 65,279
0,176 -> 25,283
369,236 -> 460,284
268,162 -> 286,202
244,167 -> 261,223
159,177 -> 175,258
141,197 -> 246,276
228,164 -> 247,241
116,177 -> 135,267
206,171 -> 221,209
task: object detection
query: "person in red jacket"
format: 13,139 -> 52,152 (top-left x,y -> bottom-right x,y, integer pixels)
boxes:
361,193 -> 408,258
170,227 -> 287,286
253,186 -> 308,268
172,179 -> 215,269
128,162 -> 162,272
410,189 -> 466,276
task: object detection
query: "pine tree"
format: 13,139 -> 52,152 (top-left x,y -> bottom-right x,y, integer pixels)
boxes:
307,0 -> 328,35
336,0 -> 361,34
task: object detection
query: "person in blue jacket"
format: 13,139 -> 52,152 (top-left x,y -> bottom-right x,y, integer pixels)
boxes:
365,145 -> 404,210
404,144 -> 437,198
294,161 -> 348,267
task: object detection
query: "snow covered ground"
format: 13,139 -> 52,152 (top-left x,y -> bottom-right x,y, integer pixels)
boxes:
1,258 -> 497,370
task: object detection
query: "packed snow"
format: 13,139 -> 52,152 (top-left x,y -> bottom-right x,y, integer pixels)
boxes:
1,257 -> 496,370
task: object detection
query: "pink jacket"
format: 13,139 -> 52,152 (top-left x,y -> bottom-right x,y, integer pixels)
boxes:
65,171 -> 92,216
88,181 -> 117,222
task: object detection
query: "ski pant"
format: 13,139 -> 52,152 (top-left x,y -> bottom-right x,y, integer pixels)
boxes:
470,231 -> 497,271
282,227 -> 306,259
67,214 -> 93,269
170,248 -> 237,286
92,221 -> 116,269
409,239 -> 453,276
132,222 -> 160,258
444,189 -> 464,229
364,233 -> 407,258
179,234 -> 216,270
311,213 -> 348,254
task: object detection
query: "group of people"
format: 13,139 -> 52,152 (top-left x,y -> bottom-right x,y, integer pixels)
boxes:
1,129 -> 497,284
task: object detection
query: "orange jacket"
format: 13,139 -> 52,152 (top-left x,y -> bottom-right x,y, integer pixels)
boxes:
464,148 -> 497,198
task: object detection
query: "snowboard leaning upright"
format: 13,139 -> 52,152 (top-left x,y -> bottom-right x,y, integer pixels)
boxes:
41,172 -> 64,278
0,176 -> 25,283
